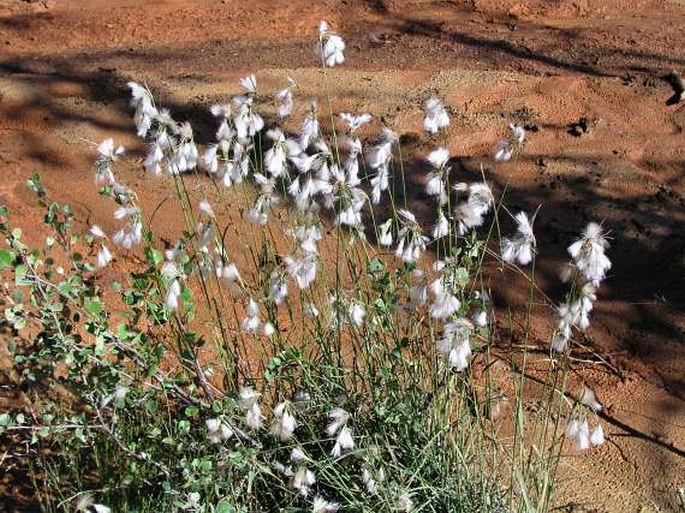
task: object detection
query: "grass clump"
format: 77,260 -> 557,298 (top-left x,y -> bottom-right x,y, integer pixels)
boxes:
0,20 -> 611,513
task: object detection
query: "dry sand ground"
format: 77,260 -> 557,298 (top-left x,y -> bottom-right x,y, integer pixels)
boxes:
0,0 -> 684,511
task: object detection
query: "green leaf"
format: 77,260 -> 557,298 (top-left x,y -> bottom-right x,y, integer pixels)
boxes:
151,249 -> 164,266
215,499 -> 237,513
184,406 -> 199,417
177,419 -> 190,435
5,305 -> 26,330
455,267 -> 470,287
145,399 -> 159,413
84,297 -> 103,316
14,264 -> 29,286
0,413 -> 11,427
368,257 -> 385,273
0,249 -> 13,269
181,286 -> 194,312
95,334 -> 106,354
57,281 -> 75,296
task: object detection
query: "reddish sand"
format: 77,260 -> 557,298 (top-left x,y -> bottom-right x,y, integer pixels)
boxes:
0,0 -> 683,511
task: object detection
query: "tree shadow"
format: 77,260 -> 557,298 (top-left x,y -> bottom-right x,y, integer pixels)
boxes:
366,8 -> 685,78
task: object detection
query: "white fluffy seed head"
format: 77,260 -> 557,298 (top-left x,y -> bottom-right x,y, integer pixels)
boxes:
590,424 -> 605,446
427,147 -> 450,169
424,96 -> 450,133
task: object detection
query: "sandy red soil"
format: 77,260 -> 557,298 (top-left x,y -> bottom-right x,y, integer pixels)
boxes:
0,0 -> 684,511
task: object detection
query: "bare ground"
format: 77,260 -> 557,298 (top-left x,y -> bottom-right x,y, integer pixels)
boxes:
0,0 -> 684,511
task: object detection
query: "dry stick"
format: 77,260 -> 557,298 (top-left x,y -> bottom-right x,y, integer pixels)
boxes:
93,407 -> 171,479
109,339 -> 261,447
111,340 -> 207,408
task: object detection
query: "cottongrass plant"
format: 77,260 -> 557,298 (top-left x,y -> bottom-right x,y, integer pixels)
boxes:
0,19 -> 612,513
